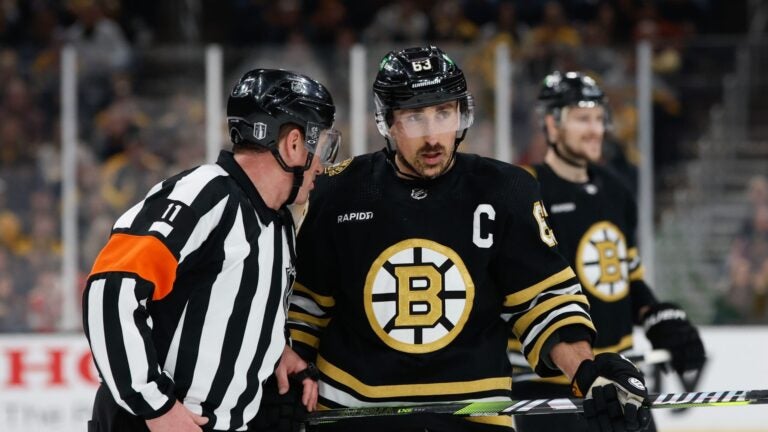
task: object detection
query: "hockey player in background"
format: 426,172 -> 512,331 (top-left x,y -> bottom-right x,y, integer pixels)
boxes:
280,46 -> 652,432
509,71 -> 706,432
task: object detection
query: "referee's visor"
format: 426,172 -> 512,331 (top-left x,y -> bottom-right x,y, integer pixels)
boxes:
305,122 -> 341,166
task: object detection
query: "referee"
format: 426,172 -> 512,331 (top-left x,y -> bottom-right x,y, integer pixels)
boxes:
82,68 -> 340,432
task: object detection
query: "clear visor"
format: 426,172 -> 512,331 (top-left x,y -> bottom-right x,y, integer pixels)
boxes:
388,102 -> 473,139
305,122 -> 341,166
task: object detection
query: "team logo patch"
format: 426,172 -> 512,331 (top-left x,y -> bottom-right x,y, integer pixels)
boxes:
628,377 -> 646,391
575,221 -> 630,301
411,188 -> 428,200
253,122 -> 268,140
364,239 -> 474,353
324,158 -> 352,176
232,77 -> 255,96
291,80 -> 307,94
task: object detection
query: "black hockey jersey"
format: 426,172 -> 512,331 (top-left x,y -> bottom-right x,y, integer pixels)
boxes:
287,150 -> 595,410
508,163 -> 658,384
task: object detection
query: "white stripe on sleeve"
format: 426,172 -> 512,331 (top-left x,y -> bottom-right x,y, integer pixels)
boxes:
117,278 -> 169,411
87,278 -> 135,413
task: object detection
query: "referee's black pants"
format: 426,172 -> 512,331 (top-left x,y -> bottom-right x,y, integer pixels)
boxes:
88,384 -> 150,432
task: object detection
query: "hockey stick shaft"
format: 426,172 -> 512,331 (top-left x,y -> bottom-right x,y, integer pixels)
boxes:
305,389 -> 768,424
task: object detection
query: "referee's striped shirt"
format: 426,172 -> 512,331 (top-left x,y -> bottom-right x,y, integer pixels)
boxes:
83,151 -> 296,431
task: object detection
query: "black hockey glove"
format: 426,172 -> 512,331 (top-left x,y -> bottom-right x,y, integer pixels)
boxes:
642,302 -> 706,377
572,353 -> 651,432
249,373 -> 309,432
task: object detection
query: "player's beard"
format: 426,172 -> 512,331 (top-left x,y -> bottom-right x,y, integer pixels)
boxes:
401,143 -> 453,179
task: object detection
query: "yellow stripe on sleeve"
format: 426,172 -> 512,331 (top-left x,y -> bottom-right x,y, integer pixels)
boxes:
290,329 -> 319,349
526,315 -> 596,371
288,310 -> 330,328
504,267 -> 576,307
293,281 -> 335,308
513,294 -> 590,337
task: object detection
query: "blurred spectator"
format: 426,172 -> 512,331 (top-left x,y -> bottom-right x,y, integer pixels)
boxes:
461,0 -> 498,28
0,211 -> 28,256
308,0 -> 348,46
363,0 -> 428,44
428,0 -> 478,43
715,176 -> 768,324
26,268 -> 62,332
93,100 -> 145,160
746,175 -> 768,213
261,0 -> 304,44
0,0 -> 24,46
602,86 -> 640,192
580,3 -> 624,77
0,77 -> 46,154
99,125 -> 164,212
63,0 -> 132,121
63,0 -> 131,76
521,0 -> 581,80
0,252 -> 27,331
465,1 -> 528,140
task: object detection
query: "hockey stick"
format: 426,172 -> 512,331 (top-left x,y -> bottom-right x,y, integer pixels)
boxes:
511,349 -> 671,380
305,389 -> 768,424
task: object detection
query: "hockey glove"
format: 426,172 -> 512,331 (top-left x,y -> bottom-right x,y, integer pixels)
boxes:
249,374 -> 308,432
642,302 -> 706,377
572,353 -> 651,432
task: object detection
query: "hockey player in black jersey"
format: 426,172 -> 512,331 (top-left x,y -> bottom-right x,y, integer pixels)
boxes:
282,46 -> 652,432
509,71 -> 706,432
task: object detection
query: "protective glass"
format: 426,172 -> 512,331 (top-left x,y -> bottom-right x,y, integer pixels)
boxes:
305,122 -> 341,166
387,100 -> 474,139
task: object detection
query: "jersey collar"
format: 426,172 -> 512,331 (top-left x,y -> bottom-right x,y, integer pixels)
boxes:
217,150 -> 281,225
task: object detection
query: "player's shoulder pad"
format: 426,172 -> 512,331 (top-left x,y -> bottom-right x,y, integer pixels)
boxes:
313,154 -> 372,195
323,157 -> 354,177
518,164 -> 538,179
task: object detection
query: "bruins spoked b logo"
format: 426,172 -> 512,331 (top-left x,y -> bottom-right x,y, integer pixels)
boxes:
576,221 -> 630,302
364,239 -> 474,354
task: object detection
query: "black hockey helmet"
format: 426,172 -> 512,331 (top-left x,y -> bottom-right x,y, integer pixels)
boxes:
373,45 -> 474,145
538,71 -> 610,167
538,71 -> 605,113
227,68 -> 340,166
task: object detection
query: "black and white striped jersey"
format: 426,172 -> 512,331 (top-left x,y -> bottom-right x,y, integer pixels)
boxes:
83,151 -> 296,431
287,151 -> 596,413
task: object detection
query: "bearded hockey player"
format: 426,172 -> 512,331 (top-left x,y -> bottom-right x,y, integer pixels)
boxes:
509,71 -> 706,432
282,48 -> 652,432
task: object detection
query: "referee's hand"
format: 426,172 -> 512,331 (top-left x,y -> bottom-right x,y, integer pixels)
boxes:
276,345 -> 319,411
145,400 -> 208,432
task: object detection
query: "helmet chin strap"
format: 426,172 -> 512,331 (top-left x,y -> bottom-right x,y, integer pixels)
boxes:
285,167 -> 304,205
272,150 -> 312,205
